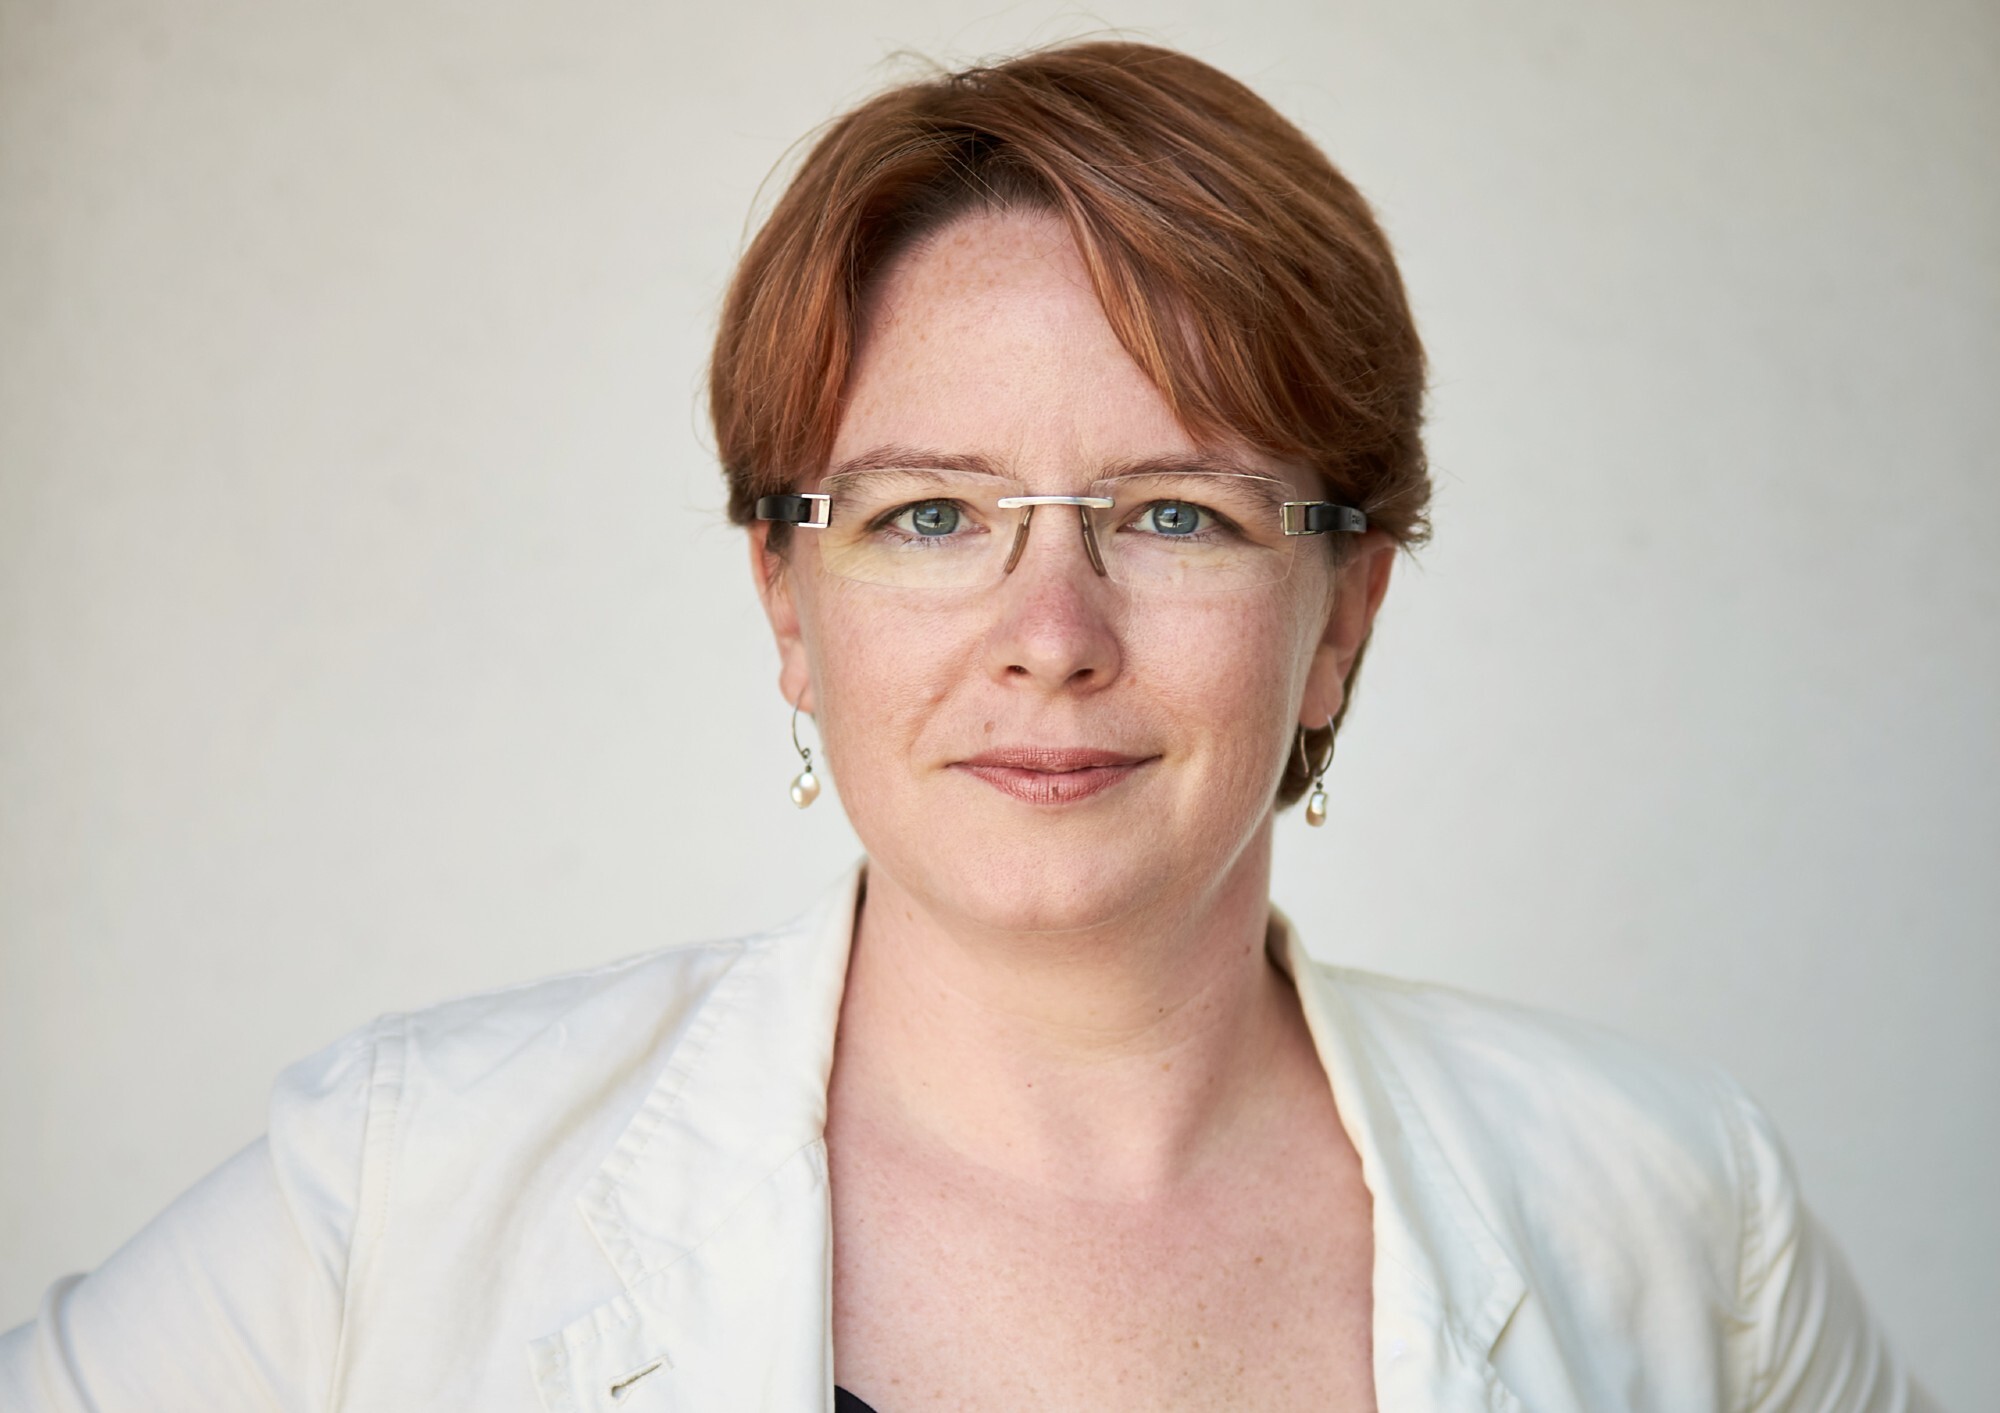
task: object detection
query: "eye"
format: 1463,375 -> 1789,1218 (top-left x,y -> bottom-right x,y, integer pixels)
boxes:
890,500 -> 963,537
1136,500 -> 1209,537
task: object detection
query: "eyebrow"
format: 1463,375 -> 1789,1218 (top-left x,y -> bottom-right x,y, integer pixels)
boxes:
1097,451 -> 1274,481
825,445 -> 1276,482
826,446 -> 1004,479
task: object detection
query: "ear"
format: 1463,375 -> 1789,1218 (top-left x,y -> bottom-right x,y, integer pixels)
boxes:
1299,532 -> 1396,727
748,523 -> 816,715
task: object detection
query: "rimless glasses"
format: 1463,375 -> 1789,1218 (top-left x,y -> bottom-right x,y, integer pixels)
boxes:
755,466 -> 1367,595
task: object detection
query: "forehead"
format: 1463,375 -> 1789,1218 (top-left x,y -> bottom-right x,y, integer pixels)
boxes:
835,209 -> 1297,489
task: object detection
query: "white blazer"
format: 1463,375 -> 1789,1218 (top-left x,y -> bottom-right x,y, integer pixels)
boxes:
1,862 -> 1935,1412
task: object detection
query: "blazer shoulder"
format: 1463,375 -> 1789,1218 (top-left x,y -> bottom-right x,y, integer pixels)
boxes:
1307,967 -> 1937,1408
272,913 -> 809,1129
256,917 -> 817,1244
1313,962 -> 1748,1272
383,919 -> 816,1096
1316,962 -> 1733,1130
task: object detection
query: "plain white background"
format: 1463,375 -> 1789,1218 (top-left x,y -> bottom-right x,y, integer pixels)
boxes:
1,0 -> 1992,1403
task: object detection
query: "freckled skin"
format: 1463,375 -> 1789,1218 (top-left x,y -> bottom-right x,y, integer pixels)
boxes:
750,211 -> 1392,1411
826,1025 -> 1378,1411
757,212 -> 1386,938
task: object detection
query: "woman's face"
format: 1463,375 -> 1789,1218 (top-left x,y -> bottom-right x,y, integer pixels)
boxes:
753,209 -> 1393,936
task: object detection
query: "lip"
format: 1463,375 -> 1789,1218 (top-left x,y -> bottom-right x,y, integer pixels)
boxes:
950,747 -> 1155,805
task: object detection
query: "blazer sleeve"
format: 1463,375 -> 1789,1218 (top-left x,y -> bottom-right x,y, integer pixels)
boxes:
0,1015 -> 396,1413
1720,1074 -> 1941,1413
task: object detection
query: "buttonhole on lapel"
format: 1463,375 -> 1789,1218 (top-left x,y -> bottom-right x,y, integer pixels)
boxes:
608,1357 -> 665,1401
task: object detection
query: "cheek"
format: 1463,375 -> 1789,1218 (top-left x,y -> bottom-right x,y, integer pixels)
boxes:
1123,589 -> 1321,750
799,589 -> 976,769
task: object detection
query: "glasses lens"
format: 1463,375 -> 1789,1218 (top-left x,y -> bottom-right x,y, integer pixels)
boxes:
1088,472 -> 1300,593
810,467 -> 1313,593
815,469 -> 1013,588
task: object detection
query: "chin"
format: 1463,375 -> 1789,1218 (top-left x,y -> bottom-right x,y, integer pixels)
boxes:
854,776 -> 1266,938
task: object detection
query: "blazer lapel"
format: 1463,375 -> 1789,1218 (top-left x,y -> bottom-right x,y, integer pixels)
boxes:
1273,911 -> 1530,1413
529,866 -> 863,1413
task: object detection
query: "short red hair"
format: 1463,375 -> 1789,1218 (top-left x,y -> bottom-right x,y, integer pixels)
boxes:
709,39 -> 1432,802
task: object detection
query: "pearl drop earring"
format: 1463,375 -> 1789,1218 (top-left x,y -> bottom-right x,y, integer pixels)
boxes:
788,703 -> 820,809
1300,715 -> 1336,827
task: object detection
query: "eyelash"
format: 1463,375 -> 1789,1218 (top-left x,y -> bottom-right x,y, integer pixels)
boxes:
1123,500 -> 1242,539
873,499 -> 983,540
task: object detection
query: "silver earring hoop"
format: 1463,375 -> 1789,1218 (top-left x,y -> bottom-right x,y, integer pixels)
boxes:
1302,715 -> 1336,827
788,703 -> 820,809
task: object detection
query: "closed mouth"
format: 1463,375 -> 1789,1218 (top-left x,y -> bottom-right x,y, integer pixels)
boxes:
950,748 -> 1156,804
956,747 -> 1149,771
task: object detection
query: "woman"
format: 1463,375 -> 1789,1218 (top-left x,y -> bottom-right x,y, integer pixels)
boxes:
1,39 -> 1932,1413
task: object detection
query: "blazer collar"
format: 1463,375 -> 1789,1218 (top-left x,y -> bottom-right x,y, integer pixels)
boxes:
529,863 -> 862,1412
531,864 -> 1525,1412
1270,907 -> 1528,1410
574,864 -> 861,1286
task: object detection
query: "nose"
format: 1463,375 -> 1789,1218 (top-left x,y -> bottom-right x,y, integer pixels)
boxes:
984,506 -> 1124,692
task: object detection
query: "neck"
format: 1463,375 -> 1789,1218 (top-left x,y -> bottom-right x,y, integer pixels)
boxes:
828,818 -> 1318,1198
